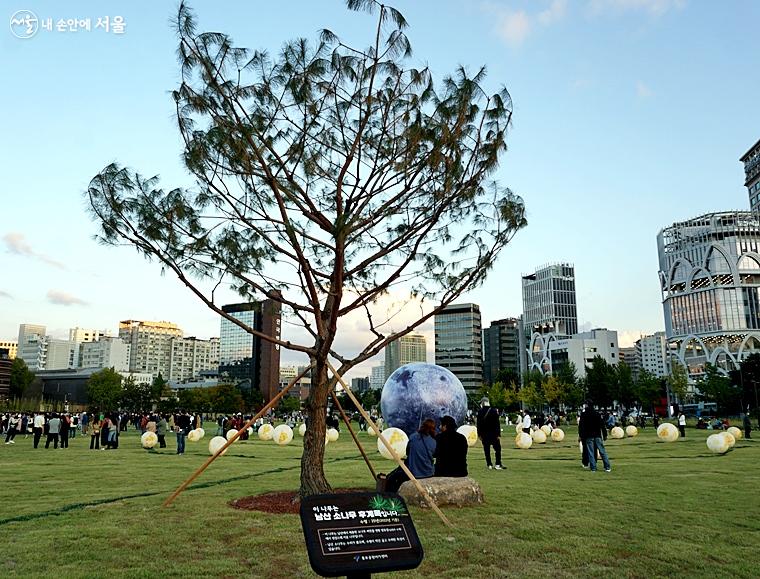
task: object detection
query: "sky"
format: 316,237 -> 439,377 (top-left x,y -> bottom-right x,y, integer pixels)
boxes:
2,0 -> 759,378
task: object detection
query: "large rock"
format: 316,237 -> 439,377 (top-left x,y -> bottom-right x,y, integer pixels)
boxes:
398,477 -> 484,508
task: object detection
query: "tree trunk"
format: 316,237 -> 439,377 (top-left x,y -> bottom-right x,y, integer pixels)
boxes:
299,358 -> 333,497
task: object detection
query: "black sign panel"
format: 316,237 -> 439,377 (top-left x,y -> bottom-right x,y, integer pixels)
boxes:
300,492 -> 424,577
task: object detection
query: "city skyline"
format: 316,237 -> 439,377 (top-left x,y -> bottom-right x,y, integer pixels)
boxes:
2,1 -> 759,379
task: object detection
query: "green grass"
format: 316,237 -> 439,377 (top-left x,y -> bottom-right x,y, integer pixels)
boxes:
0,424 -> 758,578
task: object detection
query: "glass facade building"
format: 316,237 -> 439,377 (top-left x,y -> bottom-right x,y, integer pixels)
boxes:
657,211 -> 760,376
522,263 -> 577,374
219,300 -> 281,401
482,317 -> 521,385
434,303 -> 483,392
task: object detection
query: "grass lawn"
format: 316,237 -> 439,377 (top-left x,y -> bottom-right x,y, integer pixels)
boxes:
0,423 -> 758,578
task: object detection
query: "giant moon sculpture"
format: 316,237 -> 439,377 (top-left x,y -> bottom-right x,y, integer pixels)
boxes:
380,363 -> 467,435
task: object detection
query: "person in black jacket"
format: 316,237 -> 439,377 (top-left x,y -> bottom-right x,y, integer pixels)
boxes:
578,401 -> 611,472
434,416 -> 468,477
477,398 -> 504,470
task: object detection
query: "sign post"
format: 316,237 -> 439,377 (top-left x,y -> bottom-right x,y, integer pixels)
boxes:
300,491 -> 424,578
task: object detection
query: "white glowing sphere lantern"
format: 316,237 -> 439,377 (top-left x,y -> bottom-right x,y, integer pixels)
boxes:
610,427 -> 625,439
515,432 -> 533,449
272,424 -> 294,446
141,431 -> 158,449
625,425 -> 638,437
457,425 -> 478,447
721,431 -> 736,448
540,424 -> 552,436
187,429 -> 201,442
298,423 -> 307,437
225,429 -> 239,442
706,433 -> 730,454
657,423 -> 679,442
196,428 -> 205,439
531,429 -> 547,444
367,425 -> 378,437
208,436 -> 228,456
377,427 -> 408,460
727,426 -> 742,441
258,423 -> 274,441
550,428 -> 565,442
247,427 -> 254,436
327,428 -> 340,442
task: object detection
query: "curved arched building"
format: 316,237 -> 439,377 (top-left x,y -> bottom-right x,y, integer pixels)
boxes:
658,211 -> 760,376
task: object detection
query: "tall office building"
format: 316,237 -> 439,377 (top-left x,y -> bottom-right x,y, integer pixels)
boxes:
17,324 -> 47,371
118,320 -> 183,378
482,317 -> 521,385
169,336 -> 220,382
657,211 -> 760,377
635,332 -> 668,379
434,303 -> 483,392
384,333 -> 427,380
0,341 -> 17,359
370,363 -> 386,390
0,347 -> 11,398
742,138 -> 760,211
219,300 -> 281,402
522,263 -> 578,374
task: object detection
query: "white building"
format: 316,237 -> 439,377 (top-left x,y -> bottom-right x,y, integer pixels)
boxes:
384,333 -> 427,380
69,327 -> 111,366
45,339 -> 76,370
80,337 -> 131,373
370,363 -> 386,390
635,332 -> 668,378
531,328 -> 619,378
118,320 -> 184,379
17,324 -> 47,371
169,336 -> 220,382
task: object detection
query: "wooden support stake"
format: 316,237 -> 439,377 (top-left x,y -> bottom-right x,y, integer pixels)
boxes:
326,361 -> 453,529
162,365 -> 312,508
330,390 -> 377,480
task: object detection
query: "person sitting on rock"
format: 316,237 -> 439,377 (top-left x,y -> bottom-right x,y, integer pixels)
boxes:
434,415 -> 468,478
384,419 -> 437,493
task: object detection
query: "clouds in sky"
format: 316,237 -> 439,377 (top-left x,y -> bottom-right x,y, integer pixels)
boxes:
489,0 -> 685,47
636,81 -> 654,98
46,290 -> 88,307
0,290 -> 11,299
2,232 -> 66,270
587,0 -> 686,17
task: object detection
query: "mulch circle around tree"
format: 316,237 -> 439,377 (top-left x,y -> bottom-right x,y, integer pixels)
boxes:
230,488 -> 373,515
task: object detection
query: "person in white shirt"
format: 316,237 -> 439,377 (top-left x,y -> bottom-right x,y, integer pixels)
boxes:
678,412 -> 686,438
32,413 -> 45,448
522,411 -> 532,434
